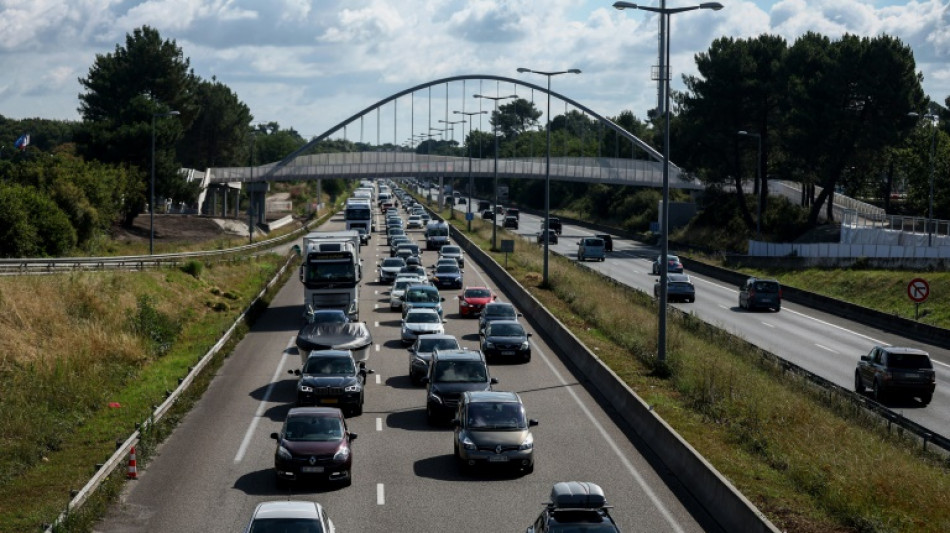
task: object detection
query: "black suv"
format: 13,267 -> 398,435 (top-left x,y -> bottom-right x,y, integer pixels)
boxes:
544,217 -> 562,235
527,482 -> 619,532
503,215 -> 519,229
855,345 -> 935,405
481,320 -> 532,363
292,349 -> 374,416
738,277 -> 782,312
421,349 -> 497,424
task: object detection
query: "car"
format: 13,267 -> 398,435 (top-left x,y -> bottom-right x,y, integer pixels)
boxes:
481,209 -> 495,220
291,349 -> 373,416
738,277 -> 782,311
452,391 -> 537,474
401,308 -> 446,344
503,215 -> 519,229
505,207 -> 520,220
422,348 -> 497,423
594,233 -> 613,252
408,333 -> 461,385
355,227 -> 370,245
243,500 -> 336,533
433,257 -> 460,269
430,263 -> 464,289
545,216 -> 562,235
378,257 -> 407,283
399,264 -> 428,278
402,284 -> 445,317
458,286 -> 495,317
394,272 -> 428,287
395,243 -> 421,260
655,273 -> 695,303
478,302 -> 521,334
495,205 -> 505,214
526,482 -> 619,533
303,308 -> 349,325
480,320 -> 532,362
388,236 -> 412,255
385,216 -> 403,229
407,214 -> 424,229
389,279 -> 414,310
652,254 -> 684,275
457,197 -> 466,204
420,212 -> 431,224
855,345 -> 935,404
386,227 -> 407,246
438,245 -> 465,268
577,237 -> 606,262
478,200 -> 492,212
270,406 -> 357,487
537,230 -> 558,245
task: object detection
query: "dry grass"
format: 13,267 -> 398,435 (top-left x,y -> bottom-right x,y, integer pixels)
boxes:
442,205 -> 950,533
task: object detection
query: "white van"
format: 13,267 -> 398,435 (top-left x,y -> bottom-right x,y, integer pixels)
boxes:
577,237 -> 606,262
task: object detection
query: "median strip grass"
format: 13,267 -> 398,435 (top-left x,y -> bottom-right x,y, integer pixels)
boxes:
440,206 -> 950,533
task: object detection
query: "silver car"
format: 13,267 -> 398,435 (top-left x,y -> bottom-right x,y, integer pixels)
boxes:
439,245 -> 465,268
390,279 -> 413,310
244,500 -> 335,532
401,308 -> 445,343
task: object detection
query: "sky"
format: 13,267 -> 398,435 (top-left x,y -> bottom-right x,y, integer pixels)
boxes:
1,0 -> 948,143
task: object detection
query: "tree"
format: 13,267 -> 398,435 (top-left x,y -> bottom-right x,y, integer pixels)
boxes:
179,77 -> 253,169
75,26 -> 199,223
492,98 -> 541,138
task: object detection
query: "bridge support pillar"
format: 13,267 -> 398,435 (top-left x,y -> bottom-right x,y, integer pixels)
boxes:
246,182 -> 270,227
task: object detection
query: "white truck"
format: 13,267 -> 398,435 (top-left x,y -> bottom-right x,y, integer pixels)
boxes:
299,230 -> 362,320
344,197 -> 374,233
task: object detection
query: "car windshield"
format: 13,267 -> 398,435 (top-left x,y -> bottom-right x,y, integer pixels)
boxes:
383,258 -> 405,267
488,323 -> 524,337
433,360 -> 488,383
406,288 -> 440,303
436,265 -> 460,274
393,280 -> 412,291
283,416 -> 344,443
486,306 -> 515,318
417,338 -> 459,353
465,289 -> 491,298
407,312 -> 440,324
888,352 -> 933,369
303,357 -> 355,375
441,246 -> 460,255
753,281 -> 779,293
467,402 -> 527,429
249,518 -> 325,533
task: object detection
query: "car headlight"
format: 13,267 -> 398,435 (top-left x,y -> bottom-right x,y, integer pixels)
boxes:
428,392 -> 443,404
344,384 -> 362,393
460,300 -> 470,307
299,385 -> 313,393
333,444 -> 350,461
461,434 -> 476,450
519,433 -> 534,450
277,445 -> 292,461
483,341 -> 495,349
521,341 -> 530,350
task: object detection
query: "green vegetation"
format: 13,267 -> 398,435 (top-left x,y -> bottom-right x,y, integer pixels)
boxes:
438,204 -> 950,533
0,255 -> 289,532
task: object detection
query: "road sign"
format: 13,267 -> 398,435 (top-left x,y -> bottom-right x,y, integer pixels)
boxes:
907,278 -> 929,303
465,212 -> 473,221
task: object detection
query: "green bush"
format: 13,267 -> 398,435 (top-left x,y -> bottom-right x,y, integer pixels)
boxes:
127,295 -> 180,357
181,260 -> 204,278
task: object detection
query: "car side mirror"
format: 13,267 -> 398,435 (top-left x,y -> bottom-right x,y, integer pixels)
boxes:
528,419 -> 539,427
440,297 -> 445,302
452,418 -> 461,427
527,332 -> 533,338
490,377 -> 498,384
517,313 -> 523,318
420,376 -> 430,384
860,355 -> 870,362
364,368 -> 375,375
289,369 -> 301,376
270,432 -> 279,440
349,433 -> 358,441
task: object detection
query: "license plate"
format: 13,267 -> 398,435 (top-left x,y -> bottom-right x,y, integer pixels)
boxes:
501,351 -> 515,356
320,398 -> 338,404
301,466 -> 324,473
488,455 -> 509,462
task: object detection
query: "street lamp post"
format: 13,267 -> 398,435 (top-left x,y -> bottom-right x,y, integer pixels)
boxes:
614,1 -> 723,364
430,127 -> 448,209
517,67 -> 581,287
439,119 -> 466,212
455,110 -> 487,232
474,94 -> 518,251
738,130 -> 763,239
150,110 -> 180,255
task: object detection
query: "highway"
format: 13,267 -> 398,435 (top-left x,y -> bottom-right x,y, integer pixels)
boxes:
94,207 -> 716,532
442,190 -> 950,437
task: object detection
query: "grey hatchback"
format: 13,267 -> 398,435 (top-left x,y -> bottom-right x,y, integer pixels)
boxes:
738,277 -> 781,311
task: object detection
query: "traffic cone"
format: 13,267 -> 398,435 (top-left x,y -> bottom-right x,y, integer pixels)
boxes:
127,446 -> 138,479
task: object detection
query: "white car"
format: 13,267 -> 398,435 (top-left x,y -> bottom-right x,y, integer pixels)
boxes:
407,215 -> 423,229
390,279 -> 414,310
401,308 -> 445,344
378,257 -> 407,283
395,272 -> 428,287
244,500 -> 335,532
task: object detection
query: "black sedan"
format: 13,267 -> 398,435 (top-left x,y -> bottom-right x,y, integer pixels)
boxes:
480,319 -> 532,363
431,264 -> 463,289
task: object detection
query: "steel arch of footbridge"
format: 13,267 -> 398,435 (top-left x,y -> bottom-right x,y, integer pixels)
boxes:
207,74 -> 697,190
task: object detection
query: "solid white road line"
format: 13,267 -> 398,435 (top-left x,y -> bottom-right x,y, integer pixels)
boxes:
377,483 -> 385,505
234,337 -> 293,463
530,338 -> 686,533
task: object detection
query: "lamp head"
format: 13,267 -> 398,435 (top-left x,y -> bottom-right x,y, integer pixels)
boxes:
517,67 -> 530,73
613,1 -> 637,10
700,2 -> 724,10
568,69 -> 582,74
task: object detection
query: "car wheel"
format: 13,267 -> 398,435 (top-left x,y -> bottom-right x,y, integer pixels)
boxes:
275,473 -> 288,490
523,352 -> 531,363
854,372 -> 865,393
523,463 -> 534,475
872,379 -> 886,402
426,404 -> 437,425
921,393 -> 933,406
340,471 -> 353,487
352,399 -> 363,417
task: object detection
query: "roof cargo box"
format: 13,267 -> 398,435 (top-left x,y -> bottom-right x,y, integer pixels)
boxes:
549,481 -> 607,510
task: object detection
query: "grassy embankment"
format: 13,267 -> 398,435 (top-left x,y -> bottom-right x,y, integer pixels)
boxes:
437,204 -> 950,533
0,251 -> 297,532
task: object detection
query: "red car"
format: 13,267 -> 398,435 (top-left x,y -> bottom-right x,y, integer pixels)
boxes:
457,286 -> 496,317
